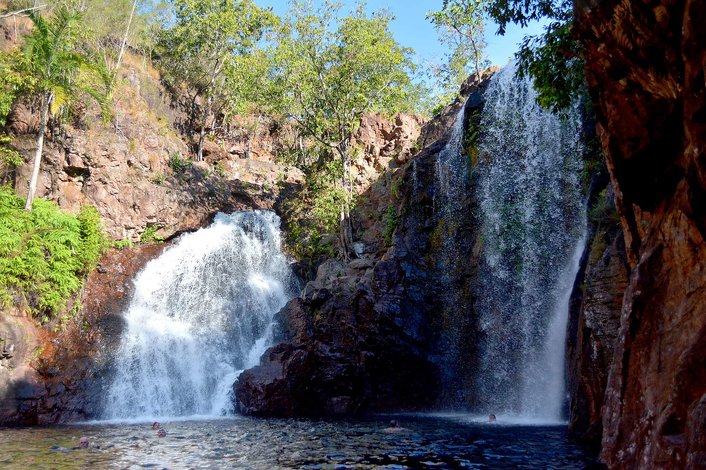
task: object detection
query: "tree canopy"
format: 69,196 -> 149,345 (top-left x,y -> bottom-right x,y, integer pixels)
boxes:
488,0 -> 584,112
272,1 -> 414,152
270,0 -> 416,258
155,0 -> 277,160
427,0 -> 488,102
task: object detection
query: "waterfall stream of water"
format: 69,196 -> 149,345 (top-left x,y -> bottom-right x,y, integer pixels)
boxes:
103,211 -> 296,421
471,63 -> 586,421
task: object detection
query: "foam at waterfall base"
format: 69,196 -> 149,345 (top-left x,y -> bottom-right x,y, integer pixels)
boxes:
397,412 -> 567,427
79,415 -> 242,426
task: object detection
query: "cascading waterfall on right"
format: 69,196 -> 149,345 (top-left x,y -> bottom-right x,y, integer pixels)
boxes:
473,62 -> 587,421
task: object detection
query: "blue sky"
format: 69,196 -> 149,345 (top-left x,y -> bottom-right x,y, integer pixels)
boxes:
256,0 -> 547,68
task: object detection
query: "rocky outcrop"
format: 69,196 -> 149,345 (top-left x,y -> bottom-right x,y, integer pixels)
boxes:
236,255 -> 441,416
0,310 -> 41,424
8,56 -> 296,242
6,52 -> 427,245
576,0 -> 706,467
353,113 -> 423,172
235,75 -> 494,416
0,244 -> 165,424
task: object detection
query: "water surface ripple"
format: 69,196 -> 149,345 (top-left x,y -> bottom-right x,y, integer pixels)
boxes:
0,415 -> 601,469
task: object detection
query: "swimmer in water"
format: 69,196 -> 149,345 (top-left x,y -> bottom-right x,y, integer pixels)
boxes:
488,414 -> 497,423
152,422 -> 160,430
383,420 -> 409,433
75,437 -> 89,449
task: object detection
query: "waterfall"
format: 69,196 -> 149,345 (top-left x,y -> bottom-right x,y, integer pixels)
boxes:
435,100 -> 467,214
103,211 -> 296,421
473,63 -> 586,421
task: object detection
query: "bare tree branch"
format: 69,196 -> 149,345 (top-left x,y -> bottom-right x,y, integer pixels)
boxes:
0,5 -> 47,19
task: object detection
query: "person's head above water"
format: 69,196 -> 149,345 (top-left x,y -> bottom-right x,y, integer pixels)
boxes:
488,414 -> 497,422
389,420 -> 398,428
79,437 -> 89,448
152,422 -> 160,430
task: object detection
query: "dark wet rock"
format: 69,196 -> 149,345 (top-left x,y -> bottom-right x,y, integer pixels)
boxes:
0,244 -> 166,425
236,73 -> 497,416
567,182 -> 628,444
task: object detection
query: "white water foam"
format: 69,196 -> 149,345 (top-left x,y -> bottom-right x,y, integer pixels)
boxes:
473,62 -> 586,420
102,211 -> 296,421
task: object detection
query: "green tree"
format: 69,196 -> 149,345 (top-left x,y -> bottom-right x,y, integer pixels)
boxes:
487,0 -> 583,112
427,0 -> 488,100
22,6 -> 109,211
271,1 -> 415,258
156,0 -> 276,161
0,51 -> 30,181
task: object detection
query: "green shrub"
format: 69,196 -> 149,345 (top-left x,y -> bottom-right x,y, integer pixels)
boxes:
140,225 -> 164,244
168,152 -> 191,173
151,172 -> 167,185
281,160 -> 348,262
589,189 -> 619,226
0,186 -> 107,320
1,134 -> 23,183
113,238 -> 133,250
214,162 -> 227,178
391,176 -> 402,200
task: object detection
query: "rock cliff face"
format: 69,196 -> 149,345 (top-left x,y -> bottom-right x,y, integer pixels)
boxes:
7,54 -> 297,242
0,48 -> 428,423
235,75 -> 493,416
0,310 -> 40,424
235,143 -> 447,416
575,0 -> 706,467
5,53 -> 425,245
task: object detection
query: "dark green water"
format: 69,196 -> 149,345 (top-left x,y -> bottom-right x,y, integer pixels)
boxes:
0,414 -> 601,469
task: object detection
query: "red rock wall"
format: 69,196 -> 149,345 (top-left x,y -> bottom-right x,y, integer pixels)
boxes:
0,244 -> 165,424
575,0 -> 706,467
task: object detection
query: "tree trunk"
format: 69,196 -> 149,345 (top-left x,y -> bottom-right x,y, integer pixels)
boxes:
196,96 -> 212,162
337,144 -> 356,261
195,60 -> 223,161
114,0 -> 137,77
246,114 -> 262,160
25,92 -> 50,211
470,35 -> 481,81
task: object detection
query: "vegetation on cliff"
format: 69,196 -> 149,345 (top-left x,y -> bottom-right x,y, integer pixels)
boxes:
155,0 -> 276,161
3,5 -> 112,211
268,1 -> 417,259
0,52 -> 27,182
427,0 -> 488,104
0,186 -> 106,322
0,0 -> 436,262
